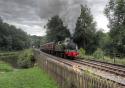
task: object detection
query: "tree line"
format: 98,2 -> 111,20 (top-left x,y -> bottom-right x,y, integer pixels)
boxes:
0,0 -> 125,57
0,18 -> 30,51
45,0 -> 125,56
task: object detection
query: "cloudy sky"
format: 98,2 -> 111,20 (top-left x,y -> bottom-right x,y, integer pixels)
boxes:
0,0 -> 109,36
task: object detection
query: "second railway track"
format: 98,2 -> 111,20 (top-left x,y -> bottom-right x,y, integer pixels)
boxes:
39,50 -> 125,86
42,50 -> 125,77
73,59 -> 125,77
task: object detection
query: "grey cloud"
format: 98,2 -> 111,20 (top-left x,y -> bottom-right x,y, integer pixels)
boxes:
37,0 -> 87,34
37,0 -> 67,19
37,0 -> 109,34
87,0 -> 109,31
0,0 -> 109,36
0,1 -> 36,20
0,0 -> 45,36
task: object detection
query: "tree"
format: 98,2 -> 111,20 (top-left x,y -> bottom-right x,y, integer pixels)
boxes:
95,31 -> 112,53
30,35 -> 47,48
105,0 -> 125,54
74,5 -> 97,54
46,15 -> 70,42
0,18 -> 30,51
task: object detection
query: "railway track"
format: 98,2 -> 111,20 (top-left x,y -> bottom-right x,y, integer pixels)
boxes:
39,50 -> 125,86
42,50 -> 125,77
41,51 -> 76,67
73,59 -> 125,77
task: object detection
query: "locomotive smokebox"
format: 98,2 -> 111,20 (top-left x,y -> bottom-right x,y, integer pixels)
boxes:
64,37 -> 78,50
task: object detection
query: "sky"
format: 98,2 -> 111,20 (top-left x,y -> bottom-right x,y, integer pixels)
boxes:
0,0 -> 109,36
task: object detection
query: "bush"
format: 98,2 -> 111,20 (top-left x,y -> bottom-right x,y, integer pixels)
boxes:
78,48 -> 86,58
17,49 -> 35,68
93,48 -> 104,59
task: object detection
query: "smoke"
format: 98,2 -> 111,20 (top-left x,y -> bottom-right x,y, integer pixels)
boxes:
37,0 -> 86,35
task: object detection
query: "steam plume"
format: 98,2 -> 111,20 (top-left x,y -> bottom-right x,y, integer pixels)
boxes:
37,0 -> 86,35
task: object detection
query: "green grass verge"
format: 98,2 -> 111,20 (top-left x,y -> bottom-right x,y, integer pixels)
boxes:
0,61 -> 13,72
0,64 -> 58,88
78,48 -> 125,65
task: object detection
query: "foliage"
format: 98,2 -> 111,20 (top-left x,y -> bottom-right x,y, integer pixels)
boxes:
95,31 -> 113,53
74,5 -> 97,54
0,67 -> 59,88
0,52 -> 19,68
0,61 -> 13,72
17,49 -> 35,68
93,48 -> 104,59
46,15 -> 70,42
0,49 -> 35,68
30,35 -> 48,48
0,18 -> 31,51
78,48 -> 86,58
104,0 -> 125,54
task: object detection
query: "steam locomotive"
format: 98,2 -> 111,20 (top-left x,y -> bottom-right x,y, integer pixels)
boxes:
40,38 -> 79,59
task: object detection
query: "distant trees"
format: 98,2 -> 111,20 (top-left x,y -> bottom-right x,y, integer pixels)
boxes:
30,35 -> 47,48
105,0 -> 125,54
0,18 -> 30,51
74,5 -> 97,54
46,15 -> 70,42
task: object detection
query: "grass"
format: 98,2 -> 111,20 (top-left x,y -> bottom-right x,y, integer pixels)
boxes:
78,48 -> 125,65
0,62 -> 59,88
0,49 -> 35,68
17,49 -> 34,68
0,61 -> 13,72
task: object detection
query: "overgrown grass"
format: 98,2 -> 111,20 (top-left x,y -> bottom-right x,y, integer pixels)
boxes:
78,48 -> 125,65
0,49 -> 35,68
17,49 -> 35,68
0,61 -> 13,72
0,51 -> 20,67
0,62 -> 58,88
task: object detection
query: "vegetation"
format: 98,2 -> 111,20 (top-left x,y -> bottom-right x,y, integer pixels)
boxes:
78,48 -> 86,58
104,0 -> 125,55
0,49 -> 35,68
93,48 -> 104,59
73,0 -> 125,64
46,15 -> 70,42
30,35 -> 48,48
0,18 -> 30,51
0,61 -> 13,72
0,61 -> 58,88
74,5 -> 97,54
17,49 -> 35,68
0,52 -> 19,67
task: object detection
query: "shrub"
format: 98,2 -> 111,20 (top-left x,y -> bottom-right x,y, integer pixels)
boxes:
93,48 -> 104,59
17,49 -> 35,68
78,48 -> 86,58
